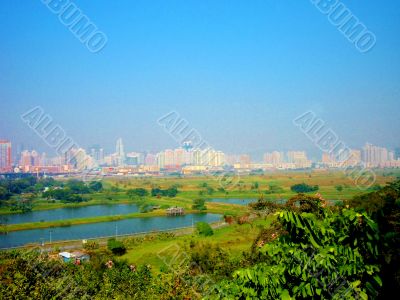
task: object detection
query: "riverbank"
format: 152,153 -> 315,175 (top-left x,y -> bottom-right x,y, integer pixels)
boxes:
0,202 -> 246,233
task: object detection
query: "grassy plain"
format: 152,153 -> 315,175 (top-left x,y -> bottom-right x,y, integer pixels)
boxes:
0,170 -> 397,232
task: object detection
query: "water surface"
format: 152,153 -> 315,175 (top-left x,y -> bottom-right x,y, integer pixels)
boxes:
1,204 -> 139,225
0,213 -> 221,248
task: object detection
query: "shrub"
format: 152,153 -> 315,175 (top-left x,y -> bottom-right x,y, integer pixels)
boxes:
83,240 -> 99,250
192,198 -> 207,211
127,188 -> 149,198
290,183 -> 319,193
107,238 -> 126,255
196,222 -> 213,237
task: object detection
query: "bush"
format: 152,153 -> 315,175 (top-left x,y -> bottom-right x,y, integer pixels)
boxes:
196,222 -> 214,237
151,187 -> 178,197
290,183 -> 319,193
192,198 -> 207,211
127,188 -> 149,198
107,238 -> 126,255
83,240 -> 99,250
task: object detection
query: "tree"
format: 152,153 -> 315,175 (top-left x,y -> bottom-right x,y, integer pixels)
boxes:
0,186 -> 11,201
127,188 -> 149,198
192,198 -> 207,211
196,222 -> 213,237
107,238 -> 126,255
65,179 -> 90,194
290,183 -> 319,193
89,181 -> 103,192
211,209 -> 382,299
335,184 -> 344,192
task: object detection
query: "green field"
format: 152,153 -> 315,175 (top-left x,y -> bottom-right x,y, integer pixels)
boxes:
0,170 -> 397,233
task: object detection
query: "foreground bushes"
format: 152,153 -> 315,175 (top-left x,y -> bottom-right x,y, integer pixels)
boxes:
210,208 -> 382,299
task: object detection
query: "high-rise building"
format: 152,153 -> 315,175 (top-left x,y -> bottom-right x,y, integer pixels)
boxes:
287,151 -> 311,168
174,148 -> 185,166
0,140 -> 12,172
145,153 -> 156,166
157,151 -> 165,168
115,138 -> 125,166
362,143 -> 389,167
89,145 -> 104,164
164,149 -> 174,166
264,151 -> 283,165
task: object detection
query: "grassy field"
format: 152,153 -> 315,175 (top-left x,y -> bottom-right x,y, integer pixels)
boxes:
119,216 -> 274,274
0,170 -> 397,232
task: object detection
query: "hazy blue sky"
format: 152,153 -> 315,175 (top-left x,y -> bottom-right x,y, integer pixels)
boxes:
0,0 -> 399,159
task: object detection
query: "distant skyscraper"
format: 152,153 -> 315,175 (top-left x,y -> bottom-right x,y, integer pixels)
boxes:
264,151 -> 283,165
362,143 -> 389,167
145,153 -> 156,166
0,140 -> 12,172
115,138 -> 125,166
89,145 -> 105,164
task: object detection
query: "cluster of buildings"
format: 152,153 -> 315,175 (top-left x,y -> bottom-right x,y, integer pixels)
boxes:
1,138 -> 400,176
320,144 -> 400,168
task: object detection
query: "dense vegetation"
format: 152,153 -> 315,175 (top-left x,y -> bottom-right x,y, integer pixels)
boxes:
0,176 -> 104,210
151,187 -> 179,197
0,177 -> 399,299
290,183 -> 319,193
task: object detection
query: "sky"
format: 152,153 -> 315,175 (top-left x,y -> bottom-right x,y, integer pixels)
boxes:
0,0 -> 399,160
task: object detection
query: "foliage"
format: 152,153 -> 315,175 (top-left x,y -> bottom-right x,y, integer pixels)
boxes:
210,209 -> 382,299
196,222 -> 214,237
0,186 -> 11,200
347,180 -> 400,297
335,184 -> 344,192
189,241 -> 238,280
42,188 -> 87,203
0,250 -> 155,299
151,187 -> 178,197
192,198 -> 207,211
83,240 -> 99,250
249,195 -> 279,213
88,181 -> 103,192
10,195 -> 34,213
265,183 -> 284,194
290,183 -> 319,193
127,188 -> 149,198
285,193 -> 325,217
107,238 -> 127,255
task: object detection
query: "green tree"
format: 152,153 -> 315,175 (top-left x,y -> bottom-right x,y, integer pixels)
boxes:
107,238 -> 126,255
196,222 -> 214,237
89,181 -> 103,192
127,188 -> 149,198
210,209 -> 382,299
192,198 -> 207,211
290,183 -> 319,193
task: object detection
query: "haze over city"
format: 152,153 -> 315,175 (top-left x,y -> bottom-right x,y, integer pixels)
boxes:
1,1 -> 400,158
1,2 -> 400,299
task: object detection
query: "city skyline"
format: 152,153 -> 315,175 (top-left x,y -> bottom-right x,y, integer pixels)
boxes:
2,136 -> 399,175
1,1 -> 400,155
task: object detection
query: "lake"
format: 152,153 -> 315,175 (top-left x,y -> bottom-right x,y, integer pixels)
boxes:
0,213 -> 221,248
207,198 -> 256,205
1,204 -> 139,224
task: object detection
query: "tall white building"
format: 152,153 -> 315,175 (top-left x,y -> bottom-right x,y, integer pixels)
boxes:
115,138 -> 125,166
362,143 -> 390,167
